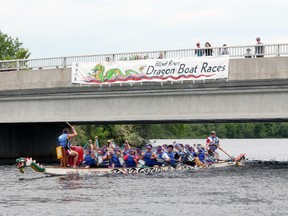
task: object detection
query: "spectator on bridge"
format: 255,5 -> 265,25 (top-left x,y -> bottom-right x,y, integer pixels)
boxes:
204,42 -> 213,56
158,52 -> 164,59
221,44 -> 229,55
255,37 -> 265,58
195,42 -> 204,57
245,48 -> 253,58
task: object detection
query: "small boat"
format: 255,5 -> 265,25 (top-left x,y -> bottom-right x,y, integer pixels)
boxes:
16,153 -> 246,176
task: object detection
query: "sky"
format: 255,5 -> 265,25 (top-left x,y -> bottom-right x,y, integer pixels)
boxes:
1,0 -> 287,58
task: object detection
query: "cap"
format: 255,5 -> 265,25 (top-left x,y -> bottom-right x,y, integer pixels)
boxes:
129,148 -> 136,153
211,131 -> 216,134
167,145 -> 174,149
256,37 -> 260,40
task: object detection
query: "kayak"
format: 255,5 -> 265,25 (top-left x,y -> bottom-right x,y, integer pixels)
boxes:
16,154 -> 246,176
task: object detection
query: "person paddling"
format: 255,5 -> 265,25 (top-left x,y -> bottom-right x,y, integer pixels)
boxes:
58,126 -> 79,168
140,144 -> 156,167
151,146 -> 170,166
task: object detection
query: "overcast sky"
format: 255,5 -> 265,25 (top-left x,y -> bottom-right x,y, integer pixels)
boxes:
1,0 -> 287,58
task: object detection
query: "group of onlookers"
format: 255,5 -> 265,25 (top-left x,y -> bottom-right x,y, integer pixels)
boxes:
194,37 -> 265,58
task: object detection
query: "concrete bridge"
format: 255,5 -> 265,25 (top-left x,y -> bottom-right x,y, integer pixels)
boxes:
0,51 -> 288,161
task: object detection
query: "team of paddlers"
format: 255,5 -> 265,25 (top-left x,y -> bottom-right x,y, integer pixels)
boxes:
58,126 -> 222,169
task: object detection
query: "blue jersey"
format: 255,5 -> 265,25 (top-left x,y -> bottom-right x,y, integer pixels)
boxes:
110,153 -> 122,167
144,151 -> 155,167
58,133 -> 70,149
125,154 -> 137,168
167,151 -> 176,165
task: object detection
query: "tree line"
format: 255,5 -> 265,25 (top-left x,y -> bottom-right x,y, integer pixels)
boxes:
74,122 -> 288,147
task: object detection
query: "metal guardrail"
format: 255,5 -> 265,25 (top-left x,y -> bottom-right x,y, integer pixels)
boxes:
0,43 -> 287,72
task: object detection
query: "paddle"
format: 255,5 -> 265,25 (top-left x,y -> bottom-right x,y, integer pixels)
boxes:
66,121 -> 73,128
219,147 -> 240,166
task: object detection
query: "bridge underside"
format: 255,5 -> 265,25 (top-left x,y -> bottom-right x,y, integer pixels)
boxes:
0,80 -> 288,124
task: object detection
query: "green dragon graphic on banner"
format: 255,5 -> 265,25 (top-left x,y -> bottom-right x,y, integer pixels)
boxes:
91,63 -> 143,82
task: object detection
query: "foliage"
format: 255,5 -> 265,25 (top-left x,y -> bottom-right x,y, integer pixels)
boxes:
74,122 -> 288,147
0,31 -> 30,60
75,124 -> 145,147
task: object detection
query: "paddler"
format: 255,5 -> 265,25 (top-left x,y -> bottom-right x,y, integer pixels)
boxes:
151,146 -> 170,166
140,144 -> 156,167
123,148 -> 138,168
83,139 -> 97,167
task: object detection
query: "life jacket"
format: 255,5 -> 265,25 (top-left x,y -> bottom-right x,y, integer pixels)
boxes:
99,153 -> 109,167
206,152 -> 216,163
58,133 -> 70,150
110,153 -> 122,167
144,151 -> 155,167
167,151 -> 176,165
155,151 -> 165,166
84,155 -> 96,166
156,151 -> 164,159
125,154 -> 137,168
195,149 -> 206,163
207,136 -> 219,151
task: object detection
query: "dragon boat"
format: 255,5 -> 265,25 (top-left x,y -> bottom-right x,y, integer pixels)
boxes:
16,153 -> 246,176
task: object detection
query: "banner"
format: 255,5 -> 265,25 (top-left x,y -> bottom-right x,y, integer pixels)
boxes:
72,56 -> 229,84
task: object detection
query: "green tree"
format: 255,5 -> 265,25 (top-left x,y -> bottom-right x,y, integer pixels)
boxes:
0,31 -> 30,60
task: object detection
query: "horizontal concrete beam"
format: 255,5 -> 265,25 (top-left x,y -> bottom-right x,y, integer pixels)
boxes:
0,84 -> 287,123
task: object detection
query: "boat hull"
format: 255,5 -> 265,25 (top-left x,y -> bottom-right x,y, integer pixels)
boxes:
43,161 -> 237,176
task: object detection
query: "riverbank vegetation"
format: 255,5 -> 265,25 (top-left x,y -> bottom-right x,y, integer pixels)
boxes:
75,122 -> 288,146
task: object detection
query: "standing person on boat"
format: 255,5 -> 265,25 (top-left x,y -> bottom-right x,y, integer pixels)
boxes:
151,146 -> 170,166
206,131 -> 221,160
58,126 -> 79,168
140,144 -> 156,167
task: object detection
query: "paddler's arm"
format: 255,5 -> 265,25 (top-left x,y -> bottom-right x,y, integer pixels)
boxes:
150,152 -> 157,159
94,136 -> 99,150
90,143 -> 95,159
67,126 -> 77,139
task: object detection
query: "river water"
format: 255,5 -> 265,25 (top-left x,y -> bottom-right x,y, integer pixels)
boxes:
0,139 -> 288,216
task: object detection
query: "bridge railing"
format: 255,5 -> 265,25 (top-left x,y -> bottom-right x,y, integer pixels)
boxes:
0,43 -> 287,72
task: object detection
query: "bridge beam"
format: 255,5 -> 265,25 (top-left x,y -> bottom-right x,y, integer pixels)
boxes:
0,83 -> 287,123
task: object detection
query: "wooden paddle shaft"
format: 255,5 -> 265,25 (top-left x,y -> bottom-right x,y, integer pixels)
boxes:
220,148 -> 234,160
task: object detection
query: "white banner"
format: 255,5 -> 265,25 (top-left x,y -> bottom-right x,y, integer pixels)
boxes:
72,56 -> 229,84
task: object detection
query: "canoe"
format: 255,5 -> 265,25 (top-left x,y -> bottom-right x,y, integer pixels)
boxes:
16,154 -> 245,176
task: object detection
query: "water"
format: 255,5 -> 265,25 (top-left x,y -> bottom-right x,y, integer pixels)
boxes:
1,139 -> 288,216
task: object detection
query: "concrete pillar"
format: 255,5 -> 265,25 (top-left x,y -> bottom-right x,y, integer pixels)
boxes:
0,123 -> 65,164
